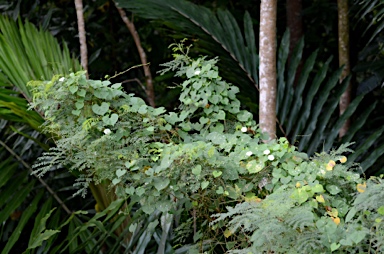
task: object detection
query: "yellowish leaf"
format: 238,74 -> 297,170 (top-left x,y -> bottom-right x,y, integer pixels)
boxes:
327,208 -> 338,218
357,182 -> 367,193
244,193 -> 262,203
224,228 -> 233,238
332,217 -> 341,225
316,195 -> 325,203
296,182 -> 301,188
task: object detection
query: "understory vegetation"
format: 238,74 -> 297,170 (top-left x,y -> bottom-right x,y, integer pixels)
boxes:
0,1 -> 383,253
25,43 -> 384,253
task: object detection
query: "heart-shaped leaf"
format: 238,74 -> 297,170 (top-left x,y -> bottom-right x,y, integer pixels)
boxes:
75,101 -> 84,109
116,169 -> 127,178
102,113 -> 119,126
69,85 -> 78,94
192,165 -> 202,176
138,105 -> 147,114
199,117 -> 209,124
154,178 -> 170,191
112,178 -> 121,185
92,102 -> 109,116
125,186 -> 135,195
77,89 -> 86,97
71,109 -> 81,116
246,160 -> 264,174
201,181 -> 210,190
212,170 -> 222,178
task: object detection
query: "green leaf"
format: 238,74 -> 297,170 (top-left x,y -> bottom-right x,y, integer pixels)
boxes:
28,206 -> 60,250
69,85 -> 78,94
92,102 -> 109,116
246,160 -> 263,174
291,188 -> 309,204
2,190 -> 43,254
102,113 -> 118,126
154,178 -> 170,191
77,89 -> 86,97
206,132 -> 226,145
112,178 -> 121,185
201,181 -> 209,190
0,159 -> 17,188
75,101 -> 84,109
326,185 -> 341,195
237,110 -> 252,122
116,169 -> 127,178
330,242 -> 341,252
71,109 -> 81,116
312,184 -> 325,193
138,105 -> 148,114
377,206 -> 384,215
212,170 -> 222,178
345,207 -> 357,223
192,165 -> 202,176
0,177 -> 34,224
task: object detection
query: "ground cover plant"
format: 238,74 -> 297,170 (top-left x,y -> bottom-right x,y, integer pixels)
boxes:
28,43 -> 384,253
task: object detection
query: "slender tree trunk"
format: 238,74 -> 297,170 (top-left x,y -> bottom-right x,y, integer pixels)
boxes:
286,0 -> 303,58
74,0 -> 88,78
115,5 -> 156,107
259,0 -> 277,140
338,0 -> 351,138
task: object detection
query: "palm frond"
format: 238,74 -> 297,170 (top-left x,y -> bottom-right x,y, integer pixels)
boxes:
0,15 -> 81,99
0,15 -> 81,253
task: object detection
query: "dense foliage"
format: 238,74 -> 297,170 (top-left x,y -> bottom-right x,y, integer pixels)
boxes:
28,43 -> 384,253
0,1 -> 383,252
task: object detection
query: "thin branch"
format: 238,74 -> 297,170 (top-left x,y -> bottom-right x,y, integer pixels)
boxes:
121,78 -> 146,92
276,117 -> 288,140
108,63 -> 147,80
0,140 -> 72,215
115,4 -> 156,107
74,0 -> 89,78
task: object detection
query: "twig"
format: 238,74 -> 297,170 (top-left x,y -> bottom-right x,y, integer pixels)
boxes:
108,63 -> 147,80
121,78 -> 146,93
74,0 -> 89,78
0,140 -> 72,215
276,117 -> 288,140
193,208 -> 197,235
115,4 -> 156,107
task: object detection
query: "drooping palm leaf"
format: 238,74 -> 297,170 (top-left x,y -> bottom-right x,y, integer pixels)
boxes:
352,0 -> 384,94
354,0 -> 384,45
0,14 -> 81,253
0,15 -> 81,98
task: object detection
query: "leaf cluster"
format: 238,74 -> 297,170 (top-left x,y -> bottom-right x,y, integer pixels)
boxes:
28,42 -> 384,253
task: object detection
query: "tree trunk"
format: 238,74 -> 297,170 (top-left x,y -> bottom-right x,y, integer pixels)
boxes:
74,0 -> 88,78
338,0 -> 351,138
259,0 -> 277,140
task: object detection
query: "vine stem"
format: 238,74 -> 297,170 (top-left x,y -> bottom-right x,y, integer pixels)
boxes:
0,140 -> 72,215
115,4 -> 156,107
